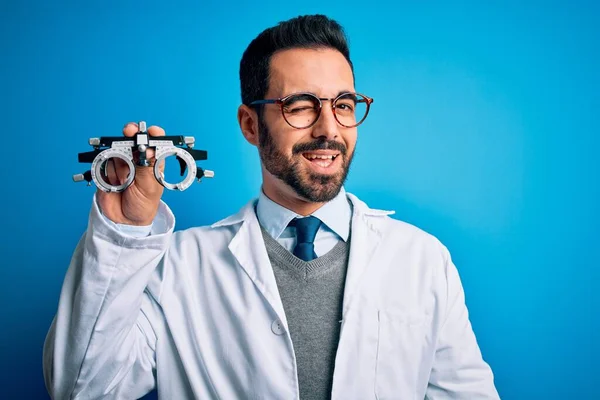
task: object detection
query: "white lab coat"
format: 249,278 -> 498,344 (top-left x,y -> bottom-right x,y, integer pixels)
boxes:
43,193 -> 499,399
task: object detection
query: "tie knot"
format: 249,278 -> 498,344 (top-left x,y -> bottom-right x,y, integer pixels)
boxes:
291,216 -> 321,244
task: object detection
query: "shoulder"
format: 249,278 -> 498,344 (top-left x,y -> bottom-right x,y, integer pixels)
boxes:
348,192 -> 449,260
169,198 -> 258,248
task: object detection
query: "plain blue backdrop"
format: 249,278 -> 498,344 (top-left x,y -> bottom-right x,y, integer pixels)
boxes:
1,1 -> 598,399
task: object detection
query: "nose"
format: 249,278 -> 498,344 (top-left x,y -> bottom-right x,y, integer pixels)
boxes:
311,103 -> 339,141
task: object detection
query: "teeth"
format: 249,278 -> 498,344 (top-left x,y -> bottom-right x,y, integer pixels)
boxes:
305,154 -> 336,160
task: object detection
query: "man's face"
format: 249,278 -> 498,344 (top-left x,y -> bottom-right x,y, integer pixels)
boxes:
257,47 -> 358,203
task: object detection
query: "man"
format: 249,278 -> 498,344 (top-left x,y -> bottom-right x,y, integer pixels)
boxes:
44,14 -> 499,400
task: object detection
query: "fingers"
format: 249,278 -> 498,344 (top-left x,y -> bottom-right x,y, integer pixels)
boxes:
145,126 -> 165,160
147,125 -> 165,137
122,122 -> 167,166
114,158 -> 131,184
103,158 -> 131,186
123,122 -> 138,137
123,122 -> 166,137
102,159 -> 117,185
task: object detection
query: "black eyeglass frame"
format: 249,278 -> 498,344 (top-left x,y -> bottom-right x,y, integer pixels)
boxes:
249,92 -> 374,129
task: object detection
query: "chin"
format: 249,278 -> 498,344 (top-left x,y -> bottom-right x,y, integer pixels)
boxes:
294,174 -> 345,203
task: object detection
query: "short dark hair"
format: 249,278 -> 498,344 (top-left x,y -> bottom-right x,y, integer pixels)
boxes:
239,14 -> 354,106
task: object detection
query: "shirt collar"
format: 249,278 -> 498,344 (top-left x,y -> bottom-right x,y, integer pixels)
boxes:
256,187 -> 351,241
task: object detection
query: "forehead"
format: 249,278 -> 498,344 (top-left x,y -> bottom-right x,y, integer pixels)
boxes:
268,47 -> 355,97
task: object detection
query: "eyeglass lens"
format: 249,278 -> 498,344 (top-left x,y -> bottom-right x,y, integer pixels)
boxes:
281,93 -> 368,128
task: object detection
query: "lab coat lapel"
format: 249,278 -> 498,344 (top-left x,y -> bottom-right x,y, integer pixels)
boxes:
342,194 -> 395,315
212,200 -> 289,328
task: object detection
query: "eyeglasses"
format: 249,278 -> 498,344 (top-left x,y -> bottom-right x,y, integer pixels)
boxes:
250,92 -> 373,129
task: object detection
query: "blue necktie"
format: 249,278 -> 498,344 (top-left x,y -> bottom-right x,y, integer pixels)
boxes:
290,216 -> 322,261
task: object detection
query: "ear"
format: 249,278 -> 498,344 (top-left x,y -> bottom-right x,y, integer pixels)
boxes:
238,104 -> 259,147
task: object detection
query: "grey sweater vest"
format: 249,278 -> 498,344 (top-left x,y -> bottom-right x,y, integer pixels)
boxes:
261,228 -> 351,400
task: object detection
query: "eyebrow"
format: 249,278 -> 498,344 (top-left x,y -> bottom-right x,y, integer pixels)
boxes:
312,90 -> 355,99
270,89 -> 356,100
336,90 -> 355,97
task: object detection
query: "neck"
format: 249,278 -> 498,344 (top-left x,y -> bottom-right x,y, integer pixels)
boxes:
261,182 -> 326,216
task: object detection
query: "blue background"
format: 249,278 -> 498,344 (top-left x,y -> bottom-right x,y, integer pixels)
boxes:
1,1 -> 598,399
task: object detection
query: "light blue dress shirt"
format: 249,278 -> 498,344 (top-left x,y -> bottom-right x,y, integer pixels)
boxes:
255,187 -> 352,257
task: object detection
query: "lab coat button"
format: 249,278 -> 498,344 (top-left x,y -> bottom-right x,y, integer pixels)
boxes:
271,319 -> 285,335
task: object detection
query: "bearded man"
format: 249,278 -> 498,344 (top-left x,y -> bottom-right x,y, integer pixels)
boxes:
44,14 -> 499,400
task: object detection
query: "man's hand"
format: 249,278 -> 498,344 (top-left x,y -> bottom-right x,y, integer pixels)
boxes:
96,122 -> 166,226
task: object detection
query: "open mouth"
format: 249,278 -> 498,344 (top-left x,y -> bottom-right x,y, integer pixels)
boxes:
302,152 -> 341,169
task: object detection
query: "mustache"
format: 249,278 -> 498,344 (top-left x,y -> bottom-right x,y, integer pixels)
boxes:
292,139 -> 347,156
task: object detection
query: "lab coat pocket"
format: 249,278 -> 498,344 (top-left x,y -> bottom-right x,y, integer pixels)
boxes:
375,310 -> 432,400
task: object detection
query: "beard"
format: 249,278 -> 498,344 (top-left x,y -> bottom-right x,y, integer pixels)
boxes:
257,117 -> 354,202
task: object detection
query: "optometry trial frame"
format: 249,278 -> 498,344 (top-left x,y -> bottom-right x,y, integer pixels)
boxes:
72,121 -> 214,192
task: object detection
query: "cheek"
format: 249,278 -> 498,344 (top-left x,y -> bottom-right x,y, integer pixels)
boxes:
261,116 -> 296,153
272,131 -> 302,157
343,131 -> 358,154
278,131 -> 309,155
